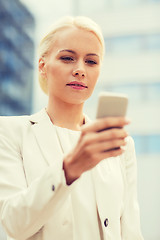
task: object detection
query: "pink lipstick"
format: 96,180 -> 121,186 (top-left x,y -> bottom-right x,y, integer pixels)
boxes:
66,81 -> 87,90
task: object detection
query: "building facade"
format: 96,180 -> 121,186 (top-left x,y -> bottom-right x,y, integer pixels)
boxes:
0,0 -> 35,116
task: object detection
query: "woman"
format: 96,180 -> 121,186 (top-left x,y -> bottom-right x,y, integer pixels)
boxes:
0,16 -> 144,240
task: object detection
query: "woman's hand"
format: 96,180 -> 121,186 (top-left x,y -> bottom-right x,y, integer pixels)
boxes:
63,117 -> 130,185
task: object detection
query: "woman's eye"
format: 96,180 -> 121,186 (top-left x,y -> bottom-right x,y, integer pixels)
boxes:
86,60 -> 97,65
60,56 -> 74,62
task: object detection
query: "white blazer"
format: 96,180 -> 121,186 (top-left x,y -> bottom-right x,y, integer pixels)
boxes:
0,109 -> 144,240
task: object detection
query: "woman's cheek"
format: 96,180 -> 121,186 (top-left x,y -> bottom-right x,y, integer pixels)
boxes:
90,72 -> 99,86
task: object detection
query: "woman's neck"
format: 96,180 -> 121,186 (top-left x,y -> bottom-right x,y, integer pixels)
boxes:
46,98 -> 85,131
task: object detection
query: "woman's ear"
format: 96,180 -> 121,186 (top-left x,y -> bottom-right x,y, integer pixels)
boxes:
39,57 -> 47,78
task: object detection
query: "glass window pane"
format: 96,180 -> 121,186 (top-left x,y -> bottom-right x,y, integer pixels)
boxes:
133,135 -> 160,154
147,34 -> 160,50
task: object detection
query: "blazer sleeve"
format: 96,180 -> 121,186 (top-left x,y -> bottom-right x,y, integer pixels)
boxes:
120,136 -> 144,240
0,117 -> 75,240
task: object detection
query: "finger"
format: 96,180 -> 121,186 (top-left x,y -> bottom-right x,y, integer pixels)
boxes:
86,138 -> 126,154
79,128 -> 128,149
100,147 -> 125,159
94,128 -> 128,142
87,147 -> 125,167
81,117 -> 130,134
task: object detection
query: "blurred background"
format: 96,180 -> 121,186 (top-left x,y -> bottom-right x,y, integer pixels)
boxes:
0,0 -> 160,239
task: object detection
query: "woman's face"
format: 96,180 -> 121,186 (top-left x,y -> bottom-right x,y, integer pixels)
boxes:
41,27 -> 102,105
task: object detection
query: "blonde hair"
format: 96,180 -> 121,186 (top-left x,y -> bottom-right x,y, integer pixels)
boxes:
38,16 -> 105,94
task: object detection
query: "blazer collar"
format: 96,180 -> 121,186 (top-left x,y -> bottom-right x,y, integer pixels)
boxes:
29,108 -> 49,124
29,108 -> 64,166
29,108 -> 91,125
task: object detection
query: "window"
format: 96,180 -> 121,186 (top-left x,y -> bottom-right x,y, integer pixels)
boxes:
105,34 -> 160,54
147,0 -> 160,2
0,0 -> 34,116
0,22 -> 34,65
147,34 -> 160,50
133,135 -> 160,154
147,82 -> 160,101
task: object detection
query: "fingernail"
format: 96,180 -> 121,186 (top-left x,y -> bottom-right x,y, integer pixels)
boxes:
121,146 -> 127,151
125,118 -> 131,124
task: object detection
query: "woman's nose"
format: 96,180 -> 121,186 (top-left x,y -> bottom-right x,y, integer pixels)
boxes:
72,69 -> 86,78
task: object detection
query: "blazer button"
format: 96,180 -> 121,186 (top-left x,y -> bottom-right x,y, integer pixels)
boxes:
104,218 -> 109,227
51,185 -> 55,191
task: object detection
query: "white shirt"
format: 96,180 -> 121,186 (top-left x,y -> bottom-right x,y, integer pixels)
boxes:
54,126 -> 102,240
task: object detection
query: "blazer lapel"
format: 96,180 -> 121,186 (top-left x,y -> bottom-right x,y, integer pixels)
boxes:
29,109 -> 64,166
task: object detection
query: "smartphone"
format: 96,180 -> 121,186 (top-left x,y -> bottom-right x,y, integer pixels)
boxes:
96,91 -> 128,119
96,92 -> 128,150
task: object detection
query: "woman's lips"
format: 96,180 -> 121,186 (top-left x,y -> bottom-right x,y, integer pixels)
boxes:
66,81 -> 88,90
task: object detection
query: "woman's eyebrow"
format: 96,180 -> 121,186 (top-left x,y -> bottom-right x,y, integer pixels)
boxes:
86,53 -> 99,58
58,49 -> 76,54
58,49 -> 99,58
